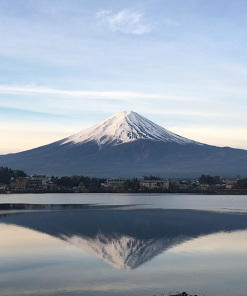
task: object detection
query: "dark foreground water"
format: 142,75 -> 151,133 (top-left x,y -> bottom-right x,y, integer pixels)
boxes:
0,194 -> 247,296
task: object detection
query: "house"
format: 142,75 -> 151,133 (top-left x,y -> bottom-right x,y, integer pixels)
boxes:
15,177 -> 28,190
140,180 -> 169,189
101,182 -> 108,189
106,177 -> 126,190
199,184 -> 210,190
30,174 -> 49,189
27,179 -> 43,189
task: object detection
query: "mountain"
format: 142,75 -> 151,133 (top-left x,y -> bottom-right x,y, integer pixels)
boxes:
0,110 -> 247,177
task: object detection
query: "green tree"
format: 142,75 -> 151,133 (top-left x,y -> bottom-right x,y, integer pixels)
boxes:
51,183 -> 58,190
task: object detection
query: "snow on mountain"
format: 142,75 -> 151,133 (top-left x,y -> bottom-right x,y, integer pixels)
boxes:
60,111 -> 201,148
62,232 -> 189,270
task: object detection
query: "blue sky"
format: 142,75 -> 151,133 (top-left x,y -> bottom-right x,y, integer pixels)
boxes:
1,0 -> 247,153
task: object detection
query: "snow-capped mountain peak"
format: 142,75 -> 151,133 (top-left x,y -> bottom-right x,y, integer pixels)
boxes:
61,111 -> 201,148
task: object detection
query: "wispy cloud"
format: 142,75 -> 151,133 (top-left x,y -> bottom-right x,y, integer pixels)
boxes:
0,85 -> 243,119
0,85 -> 211,120
0,85 -> 199,101
1,85 -> 247,152
96,9 -> 152,35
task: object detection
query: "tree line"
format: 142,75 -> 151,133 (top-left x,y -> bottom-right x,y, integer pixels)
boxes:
51,175 -> 106,191
198,174 -> 221,185
199,174 -> 247,189
1,167 -> 247,190
0,167 -> 27,184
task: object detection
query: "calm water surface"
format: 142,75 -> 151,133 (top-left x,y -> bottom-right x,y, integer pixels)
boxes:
0,193 -> 247,296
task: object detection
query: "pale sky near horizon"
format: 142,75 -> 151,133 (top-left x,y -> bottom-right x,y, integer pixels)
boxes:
1,0 -> 247,154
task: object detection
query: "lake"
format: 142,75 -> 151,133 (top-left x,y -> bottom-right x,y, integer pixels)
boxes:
0,193 -> 247,296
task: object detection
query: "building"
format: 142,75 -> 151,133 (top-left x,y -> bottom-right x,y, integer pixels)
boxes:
140,180 -> 169,189
15,177 -> 28,190
27,179 -> 43,189
10,177 -> 16,190
101,182 -> 108,189
31,174 -> 49,189
106,178 -> 126,190
180,183 -> 188,189
32,174 -> 46,180
199,184 -> 210,190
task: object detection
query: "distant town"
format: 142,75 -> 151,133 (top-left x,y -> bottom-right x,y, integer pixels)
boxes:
0,166 -> 247,194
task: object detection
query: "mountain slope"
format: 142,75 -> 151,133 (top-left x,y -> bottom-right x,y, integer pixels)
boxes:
0,111 -> 247,177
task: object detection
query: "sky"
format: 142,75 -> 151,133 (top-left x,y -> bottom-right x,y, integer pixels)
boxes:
1,0 -> 247,154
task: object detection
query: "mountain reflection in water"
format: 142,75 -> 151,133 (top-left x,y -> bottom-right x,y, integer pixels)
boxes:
1,204 -> 247,270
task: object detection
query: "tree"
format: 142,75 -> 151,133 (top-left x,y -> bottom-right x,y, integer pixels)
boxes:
143,175 -> 161,180
199,174 -> 215,185
78,182 -> 85,189
51,183 -> 58,190
57,177 -> 73,188
124,180 -> 135,190
237,178 -> 247,189
214,176 -> 221,184
0,167 -> 27,184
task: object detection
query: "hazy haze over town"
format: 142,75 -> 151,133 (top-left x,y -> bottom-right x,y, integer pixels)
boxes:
1,0 -> 247,154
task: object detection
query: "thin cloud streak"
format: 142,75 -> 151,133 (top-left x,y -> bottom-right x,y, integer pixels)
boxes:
0,85 -> 200,102
96,9 -> 152,35
0,85 -> 245,122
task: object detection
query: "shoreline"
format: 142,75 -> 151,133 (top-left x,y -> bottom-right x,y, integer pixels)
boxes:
1,189 -> 247,195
